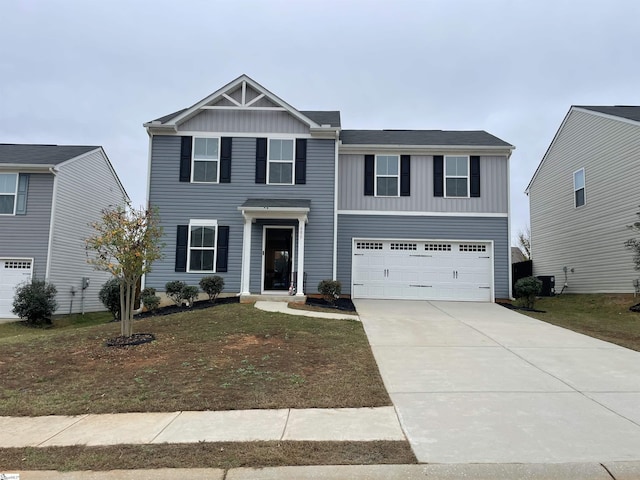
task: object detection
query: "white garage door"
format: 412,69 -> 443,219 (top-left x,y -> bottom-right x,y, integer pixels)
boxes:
0,259 -> 34,317
352,240 -> 493,301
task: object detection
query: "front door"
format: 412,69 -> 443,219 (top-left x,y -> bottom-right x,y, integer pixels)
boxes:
263,227 -> 294,292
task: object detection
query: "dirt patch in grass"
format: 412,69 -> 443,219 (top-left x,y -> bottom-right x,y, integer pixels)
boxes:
288,303 -> 358,316
0,304 -> 390,416
519,294 -> 640,351
0,441 -> 416,471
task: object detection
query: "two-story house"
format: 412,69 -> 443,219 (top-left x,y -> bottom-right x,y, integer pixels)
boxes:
144,75 -> 514,302
527,106 -> 640,293
0,144 -> 128,318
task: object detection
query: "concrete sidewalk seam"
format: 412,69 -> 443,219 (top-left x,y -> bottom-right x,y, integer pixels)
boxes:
37,414 -> 88,447
149,411 -> 182,444
279,408 -> 291,441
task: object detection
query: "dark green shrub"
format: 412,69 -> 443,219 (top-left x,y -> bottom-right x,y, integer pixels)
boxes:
12,280 -> 58,326
181,285 -> 200,306
99,278 -> 121,319
165,280 -> 187,306
318,279 -> 341,305
514,276 -> 542,309
141,287 -> 160,312
199,275 -> 225,302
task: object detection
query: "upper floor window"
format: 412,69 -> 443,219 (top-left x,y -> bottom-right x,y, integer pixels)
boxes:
0,173 -> 17,215
192,137 -> 219,183
445,156 -> 469,197
268,139 -> 294,184
574,168 -> 585,208
188,219 -> 217,272
376,155 -> 399,197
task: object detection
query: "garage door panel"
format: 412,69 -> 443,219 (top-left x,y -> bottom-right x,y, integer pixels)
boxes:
0,259 -> 34,318
352,240 -> 493,302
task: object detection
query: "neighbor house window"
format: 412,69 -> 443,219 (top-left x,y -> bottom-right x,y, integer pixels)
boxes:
445,156 -> 469,197
574,168 -> 585,207
0,173 -> 17,215
375,155 -> 399,196
192,137 -> 219,183
268,139 -> 294,184
188,220 -> 217,272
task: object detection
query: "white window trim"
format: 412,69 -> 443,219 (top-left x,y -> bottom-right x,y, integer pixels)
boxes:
573,167 -> 586,208
444,155 -> 470,198
267,138 -> 295,185
186,219 -> 218,273
0,172 -> 18,216
374,154 -> 400,197
191,137 -> 221,184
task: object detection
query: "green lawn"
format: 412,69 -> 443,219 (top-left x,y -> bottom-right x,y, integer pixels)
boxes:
0,304 -> 390,416
518,293 -> 640,351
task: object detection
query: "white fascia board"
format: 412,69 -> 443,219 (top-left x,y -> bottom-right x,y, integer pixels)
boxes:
166,74 -> 321,129
337,210 -> 508,218
310,127 -> 341,139
339,144 -> 514,156
0,164 -> 55,172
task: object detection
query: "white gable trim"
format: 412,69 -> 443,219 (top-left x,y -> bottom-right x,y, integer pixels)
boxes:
162,75 -> 321,130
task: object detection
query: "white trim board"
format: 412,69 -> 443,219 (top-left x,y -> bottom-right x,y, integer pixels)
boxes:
337,210 -> 508,218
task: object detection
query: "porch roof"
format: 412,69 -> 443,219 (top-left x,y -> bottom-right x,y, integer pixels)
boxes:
238,198 -> 311,221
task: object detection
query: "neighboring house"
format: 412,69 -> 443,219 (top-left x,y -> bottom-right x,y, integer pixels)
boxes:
527,106 -> 640,293
0,144 -> 129,318
511,247 -> 527,264
144,75 -> 514,302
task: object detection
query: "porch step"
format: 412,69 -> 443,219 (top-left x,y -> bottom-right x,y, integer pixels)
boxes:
240,294 -> 307,304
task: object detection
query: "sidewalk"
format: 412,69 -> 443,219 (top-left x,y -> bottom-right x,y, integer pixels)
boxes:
0,407 -> 403,448
254,300 -> 359,320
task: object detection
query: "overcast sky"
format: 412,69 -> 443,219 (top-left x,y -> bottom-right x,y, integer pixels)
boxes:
2,0 -> 639,246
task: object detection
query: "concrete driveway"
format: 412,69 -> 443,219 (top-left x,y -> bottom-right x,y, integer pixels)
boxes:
355,299 -> 640,464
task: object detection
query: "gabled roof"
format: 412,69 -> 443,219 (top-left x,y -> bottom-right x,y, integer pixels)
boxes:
576,105 -> 640,123
0,144 -> 99,166
526,105 -> 640,193
340,130 -> 513,147
145,74 -> 340,131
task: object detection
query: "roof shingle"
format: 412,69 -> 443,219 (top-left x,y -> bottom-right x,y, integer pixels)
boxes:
0,144 -> 99,165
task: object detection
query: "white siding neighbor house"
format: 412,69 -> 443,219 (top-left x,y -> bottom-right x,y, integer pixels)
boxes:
0,144 -> 129,318
527,106 -> 640,293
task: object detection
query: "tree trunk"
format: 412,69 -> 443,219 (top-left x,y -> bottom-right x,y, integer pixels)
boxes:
122,282 -> 134,338
119,281 -> 127,337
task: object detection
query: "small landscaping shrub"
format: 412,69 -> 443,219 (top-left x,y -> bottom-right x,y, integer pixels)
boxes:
99,278 -> 121,320
140,287 -> 160,312
514,276 -> 542,309
181,285 -> 200,306
199,275 -> 225,302
165,280 -> 187,306
318,279 -> 341,305
12,280 -> 58,326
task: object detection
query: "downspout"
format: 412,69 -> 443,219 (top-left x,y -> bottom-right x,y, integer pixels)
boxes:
44,166 -> 59,282
332,130 -> 339,280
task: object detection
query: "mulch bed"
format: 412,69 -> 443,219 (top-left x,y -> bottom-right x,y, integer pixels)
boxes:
105,333 -> 155,347
135,296 -> 239,319
629,303 -> 640,312
306,297 -> 357,312
498,301 -> 545,313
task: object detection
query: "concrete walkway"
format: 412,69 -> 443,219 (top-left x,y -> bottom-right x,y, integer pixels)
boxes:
0,406 -> 402,448
355,299 -> 640,465
255,300 -> 359,320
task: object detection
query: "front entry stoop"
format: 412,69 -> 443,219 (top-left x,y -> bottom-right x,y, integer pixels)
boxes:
240,294 -> 306,304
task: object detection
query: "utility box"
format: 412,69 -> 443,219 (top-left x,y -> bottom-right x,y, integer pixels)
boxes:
537,275 -> 555,297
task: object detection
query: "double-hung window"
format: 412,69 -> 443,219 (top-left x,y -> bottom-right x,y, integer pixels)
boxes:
268,139 -> 294,184
375,155 -> 399,196
445,156 -> 469,197
188,220 -> 217,272
574,168 -> 585,207
192,137 -> 219,183
0,173 -> 18,215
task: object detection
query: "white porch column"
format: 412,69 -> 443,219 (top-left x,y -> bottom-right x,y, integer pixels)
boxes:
296,217 -> 306,296
240,215 -> 252,295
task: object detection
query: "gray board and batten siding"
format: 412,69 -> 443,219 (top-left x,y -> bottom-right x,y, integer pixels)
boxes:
48,149 -> 129,314
0,173 -> 53,279
146,136 -> 336,294
529,108 -> 640,293
339,154 -> 509,213
337,214 -> 510,299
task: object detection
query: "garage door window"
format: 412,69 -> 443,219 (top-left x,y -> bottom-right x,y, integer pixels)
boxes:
425,243 -> 452,251
0,173 -> 17,215
459,244 -> 487,252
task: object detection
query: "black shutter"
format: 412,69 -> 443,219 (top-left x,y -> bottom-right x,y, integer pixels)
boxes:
433,155 -> 444,197
175,225 -> 188,272
364,155 -> 375,196
400,155 -> 410,197
470,156 -> 481,197
216,226 -> 229,272
295,138 -> 307,184
220,137 -> 232,183
16,173 -> 29,215
180,137 -> 192,182
255,138 -> 267,184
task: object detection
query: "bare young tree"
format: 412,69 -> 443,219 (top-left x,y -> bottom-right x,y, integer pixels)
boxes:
517,226 -> 531,260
